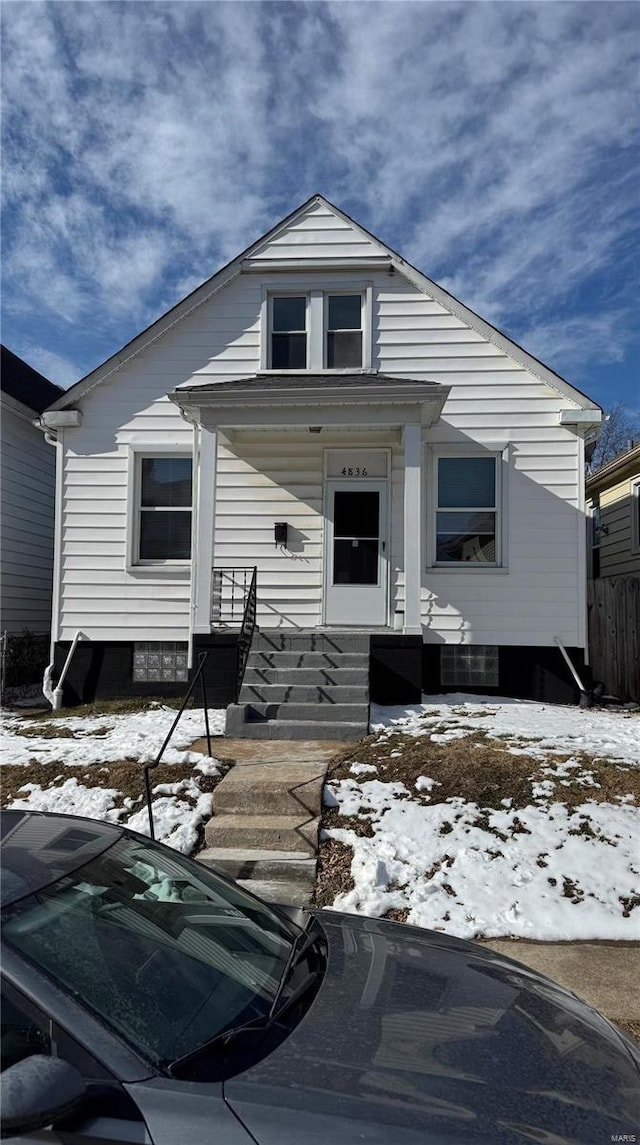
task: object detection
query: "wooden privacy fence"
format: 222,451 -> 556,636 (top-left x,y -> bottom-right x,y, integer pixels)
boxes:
587,576 -> 640,702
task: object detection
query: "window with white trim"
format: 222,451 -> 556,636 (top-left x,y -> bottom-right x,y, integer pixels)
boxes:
434,454 -> 500,565
266,289 -> 367,370
135,455 -> 193,563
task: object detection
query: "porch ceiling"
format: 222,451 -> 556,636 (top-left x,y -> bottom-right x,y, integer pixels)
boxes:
169,372 -> 451,429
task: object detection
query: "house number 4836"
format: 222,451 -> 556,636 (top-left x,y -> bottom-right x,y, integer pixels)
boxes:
341,466 -> 368,477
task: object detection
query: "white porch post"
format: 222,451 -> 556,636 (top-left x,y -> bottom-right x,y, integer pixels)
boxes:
192,426 -> 217,634
402,422 -> 423,634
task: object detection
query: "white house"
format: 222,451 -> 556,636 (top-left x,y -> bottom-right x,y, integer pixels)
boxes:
40,196 -> 601,731
1,346 -> 63,638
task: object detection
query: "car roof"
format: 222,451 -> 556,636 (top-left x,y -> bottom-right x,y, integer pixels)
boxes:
1,811 -> 123,907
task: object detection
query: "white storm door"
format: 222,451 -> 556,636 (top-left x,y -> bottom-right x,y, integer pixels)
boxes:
324,480 -> 388,626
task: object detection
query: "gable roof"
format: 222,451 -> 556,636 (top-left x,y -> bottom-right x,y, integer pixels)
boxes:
47,195 -> 601,416
1,345 -> 64,413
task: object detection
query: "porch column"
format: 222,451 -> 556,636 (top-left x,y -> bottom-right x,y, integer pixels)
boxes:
402,422 -> 423,634
192,426 -> 217,634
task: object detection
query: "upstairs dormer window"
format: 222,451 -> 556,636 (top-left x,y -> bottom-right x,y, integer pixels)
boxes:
263,284 -> 371,371
326,294 -> 363,367
270,295 -> 307,369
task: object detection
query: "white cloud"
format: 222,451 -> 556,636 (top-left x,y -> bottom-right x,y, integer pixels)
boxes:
1,1 -> 638,392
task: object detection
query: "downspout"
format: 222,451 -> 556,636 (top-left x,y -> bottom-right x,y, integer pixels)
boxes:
554,636 -> 592,709
50,630 -> 85,710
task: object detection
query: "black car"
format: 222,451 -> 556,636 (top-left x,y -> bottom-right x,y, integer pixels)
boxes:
1,809 -> 639,1144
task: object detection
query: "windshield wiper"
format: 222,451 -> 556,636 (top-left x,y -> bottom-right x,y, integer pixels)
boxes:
168,923 -> 323,1076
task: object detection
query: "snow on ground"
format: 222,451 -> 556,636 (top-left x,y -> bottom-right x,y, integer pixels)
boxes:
1,705 -> 226,853
371,694 -> 640,764
325,695 -> 640,941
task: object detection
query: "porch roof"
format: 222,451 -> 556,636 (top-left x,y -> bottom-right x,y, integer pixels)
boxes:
169,372 -> 450,429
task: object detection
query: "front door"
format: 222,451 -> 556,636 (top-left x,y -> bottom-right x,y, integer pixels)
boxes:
324,480 -> 388,626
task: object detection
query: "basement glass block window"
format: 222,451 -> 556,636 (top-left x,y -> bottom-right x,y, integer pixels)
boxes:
441,645 -> 499,688
133,643 -> 189,683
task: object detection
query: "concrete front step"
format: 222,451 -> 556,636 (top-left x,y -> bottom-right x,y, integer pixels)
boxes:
197,847 -> 316,884
241,701 -> 368,724
224,719 -> 368,741
247,651 -> 369,670
253,631 -> 370,654
213,762 -> 326,816
243,667 -> 368,687
206,813 -> 319,853
236,878 -> 312,907
239,684 -> 369,704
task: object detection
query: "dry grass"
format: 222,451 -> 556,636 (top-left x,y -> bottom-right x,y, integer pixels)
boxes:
1,759 -> 222,816
10,696 -> 184,722
317,728 -> 639,904
327,731 -> 640,818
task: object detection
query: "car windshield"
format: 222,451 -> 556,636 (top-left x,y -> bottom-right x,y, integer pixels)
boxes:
2,831 -> 298,1069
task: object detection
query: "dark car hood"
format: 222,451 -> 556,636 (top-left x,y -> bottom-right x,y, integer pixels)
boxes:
225,912 -> 640,1145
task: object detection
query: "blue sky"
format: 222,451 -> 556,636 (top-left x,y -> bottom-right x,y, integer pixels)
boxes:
1,1 -> 638,416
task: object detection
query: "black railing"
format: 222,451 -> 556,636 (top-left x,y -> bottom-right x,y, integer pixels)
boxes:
211,566 -> 256,625
235,566 -> 257,702
143,651 -> 213,840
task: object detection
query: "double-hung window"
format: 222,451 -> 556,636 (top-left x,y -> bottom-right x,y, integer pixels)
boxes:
434,455 -> 500,565
135,455 -> 193,564
326,294 -> 363,367
270,296 -> 307,369
266,289 -> 367,370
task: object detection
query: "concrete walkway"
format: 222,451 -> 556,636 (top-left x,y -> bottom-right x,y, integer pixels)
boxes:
191,736 -> 639,1034
194,738 -> 341,905
478,939 -> 640,1031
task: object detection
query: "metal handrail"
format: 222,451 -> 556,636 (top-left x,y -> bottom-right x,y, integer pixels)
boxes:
143,651 -> 213,839
235,567 -> 257,702
211,566 -> 256,625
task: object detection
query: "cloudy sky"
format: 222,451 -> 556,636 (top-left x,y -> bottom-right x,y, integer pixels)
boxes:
1,1 -> 638,414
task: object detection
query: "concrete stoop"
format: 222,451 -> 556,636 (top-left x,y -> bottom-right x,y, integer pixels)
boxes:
198,746 -> 339,906
225,630 -> 371,741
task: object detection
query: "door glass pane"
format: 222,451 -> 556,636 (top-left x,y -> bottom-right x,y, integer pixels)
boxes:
272,296 -> 306,332
333,538 -> 379,585
334,491 -> 379,538
438,457 -> 496,508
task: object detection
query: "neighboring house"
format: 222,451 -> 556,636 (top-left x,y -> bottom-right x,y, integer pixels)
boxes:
1,346 -> 64,637
586,443 -> 640,580
586,443 -> 640,702
39,196 -> 602,719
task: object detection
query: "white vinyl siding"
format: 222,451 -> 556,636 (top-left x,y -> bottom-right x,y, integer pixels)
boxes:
247,201 -> 384,263
0,399 -> 56,633
214,431 -> 401,628
55,202 -> 588,649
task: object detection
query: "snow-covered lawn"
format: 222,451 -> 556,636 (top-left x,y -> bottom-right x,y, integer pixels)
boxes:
1,704 -> 227,854
322,695 -> 640,942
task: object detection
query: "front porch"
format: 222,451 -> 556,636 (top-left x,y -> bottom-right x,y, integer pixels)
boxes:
170,372 -> 450,640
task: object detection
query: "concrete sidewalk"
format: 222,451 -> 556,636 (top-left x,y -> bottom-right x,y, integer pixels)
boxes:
479,939 -> 640,1032
192,737 -> 639,1035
